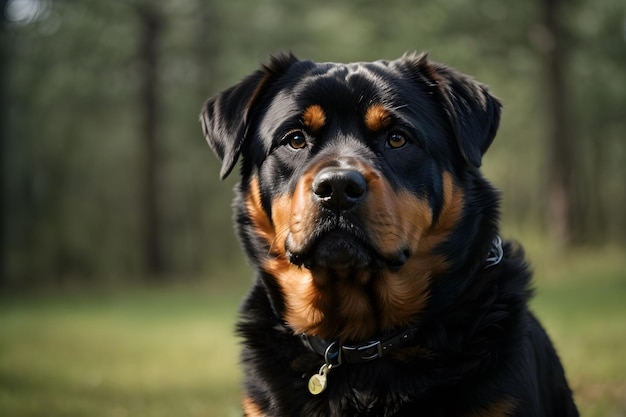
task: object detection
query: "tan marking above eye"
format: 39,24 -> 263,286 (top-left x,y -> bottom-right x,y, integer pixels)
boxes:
302,104 -> 326,133
364,104 -> 392,132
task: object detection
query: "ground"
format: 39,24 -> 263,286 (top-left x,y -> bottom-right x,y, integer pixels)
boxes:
1,245 -> 624,417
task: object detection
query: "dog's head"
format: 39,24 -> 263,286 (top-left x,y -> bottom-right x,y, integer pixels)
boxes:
201,53 -> 501,342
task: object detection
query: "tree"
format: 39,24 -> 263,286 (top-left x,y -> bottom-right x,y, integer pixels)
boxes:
0,0 -> 8,286
539,0 -> 574,246
136,3 -> 165,277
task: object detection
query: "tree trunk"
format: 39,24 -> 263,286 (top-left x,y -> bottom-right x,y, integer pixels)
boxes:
540,0 -> 574,246
0,0 -> 9,286
137,4 -> 165,277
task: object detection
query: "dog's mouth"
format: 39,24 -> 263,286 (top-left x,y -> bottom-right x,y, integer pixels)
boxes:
286,226 -> 410,274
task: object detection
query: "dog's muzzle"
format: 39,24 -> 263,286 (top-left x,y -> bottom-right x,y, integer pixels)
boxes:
286,166 -> 408,273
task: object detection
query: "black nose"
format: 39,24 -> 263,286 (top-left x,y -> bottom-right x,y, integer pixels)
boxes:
312,168 -> 367,211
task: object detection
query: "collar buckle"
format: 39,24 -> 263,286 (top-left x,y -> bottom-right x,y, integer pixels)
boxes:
341,340 -> 383,363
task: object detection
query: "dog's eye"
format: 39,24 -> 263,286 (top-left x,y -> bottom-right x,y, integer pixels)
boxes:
283,131 -> 307,150
386,132 -> 407,149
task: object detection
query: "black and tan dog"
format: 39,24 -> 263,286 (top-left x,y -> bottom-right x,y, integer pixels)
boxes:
200,53 -> 578,417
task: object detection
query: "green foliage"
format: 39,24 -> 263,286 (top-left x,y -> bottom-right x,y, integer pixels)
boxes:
2,0 -> 625,282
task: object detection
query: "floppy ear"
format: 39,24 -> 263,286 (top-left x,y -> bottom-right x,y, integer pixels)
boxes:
434,63 -> 502,168
200,53 -> 299,179
404,53 -> 502,168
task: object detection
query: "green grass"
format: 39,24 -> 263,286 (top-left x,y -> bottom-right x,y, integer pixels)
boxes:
530,247 -> 626,417
1,247 -> 625,416
0,285 -> 245,417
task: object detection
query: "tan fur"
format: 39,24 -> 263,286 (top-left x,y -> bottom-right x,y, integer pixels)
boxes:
302,105 -> 326,133
242,396 -> 266,417
245,166 -> 465,342
364,104 -> 392,132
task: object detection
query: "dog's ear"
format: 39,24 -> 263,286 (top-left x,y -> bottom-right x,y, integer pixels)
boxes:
404,53 -> 502,168
434,63 -> 502,168
200,53 -> 299,179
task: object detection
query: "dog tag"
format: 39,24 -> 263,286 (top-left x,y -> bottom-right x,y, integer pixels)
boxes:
308,364 -> 330,395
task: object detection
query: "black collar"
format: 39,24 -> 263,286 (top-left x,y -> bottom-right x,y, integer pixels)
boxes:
300,236 -> 504,364
301,325 -> 417,366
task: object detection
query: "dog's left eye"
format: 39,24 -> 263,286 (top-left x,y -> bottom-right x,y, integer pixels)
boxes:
283,130 -> 307,150
386,132 -> 408,149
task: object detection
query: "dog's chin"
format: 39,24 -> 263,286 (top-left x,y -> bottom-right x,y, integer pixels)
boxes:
311,233 -> 378,271
287,232 -> 408,274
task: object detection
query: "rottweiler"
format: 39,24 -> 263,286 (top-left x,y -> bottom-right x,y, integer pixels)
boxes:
200,53 -> 579,417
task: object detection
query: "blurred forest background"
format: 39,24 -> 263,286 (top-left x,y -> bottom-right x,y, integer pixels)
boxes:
1,1 -> 625,416
1,0 -> 625,287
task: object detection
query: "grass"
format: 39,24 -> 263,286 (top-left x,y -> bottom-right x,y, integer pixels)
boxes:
1,247 -> 625,416
0,285 -> 245,417
530,247 -> 626,417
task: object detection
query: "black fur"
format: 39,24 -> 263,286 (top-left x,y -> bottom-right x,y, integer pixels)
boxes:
200,53 -> 578,416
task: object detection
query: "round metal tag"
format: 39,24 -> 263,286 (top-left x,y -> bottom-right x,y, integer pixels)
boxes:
308,373 -> 327,395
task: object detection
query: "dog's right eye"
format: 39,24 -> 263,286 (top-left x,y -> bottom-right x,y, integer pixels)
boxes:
283,130 -> 307,150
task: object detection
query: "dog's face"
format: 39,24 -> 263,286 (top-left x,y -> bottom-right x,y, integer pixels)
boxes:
201,53 -> 501,342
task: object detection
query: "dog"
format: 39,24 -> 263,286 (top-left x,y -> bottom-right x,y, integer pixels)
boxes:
200,53 -> 579,417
